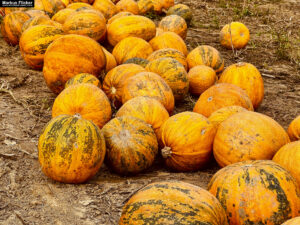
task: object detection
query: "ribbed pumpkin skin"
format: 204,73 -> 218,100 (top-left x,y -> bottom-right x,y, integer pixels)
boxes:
187,45 -> 224,73
66,2 -> 93,9
167,4 -> 193,25
220,22 -> 250,49
107,15 -> 156,46
160,112 -> 216,172
19,25 -> 64,70
158,15 -> 187,39
52,83 -> 112,128
102,116 -> 158,175
120,181 -> 229,225
25,9 -> 48,17
187,65 -> 216,95
52,8 -> 75,24
1,11 -> 30,46
146,57 -> 189,101
43,34 -> 106,94
116,96 -> 169,138
34,0 -> 66,17
147,48 -> 187,70
208,160 -> 300,225
107,11 -> 132,24
116,0 -> 139,14
102,64 -> 146,105
102,47 -> 117,73
281,217 -> 300,225
219,62 -> 264,109
122,72 -> 175,113
112,37 -> 153,64
92,0 -> 118,19
213,111 -> 290,167
123,57 -> 149,68
21,15 -> 61,33
193,83 -> 253,117
65,73 -> 101,88
149,31 -> 188,56
287,116 -> 300,141
273,141 -> 300,186
137,0 -> 153,14
38,114 -> 106,183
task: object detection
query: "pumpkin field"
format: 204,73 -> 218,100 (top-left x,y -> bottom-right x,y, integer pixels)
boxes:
0,0 -> 300,224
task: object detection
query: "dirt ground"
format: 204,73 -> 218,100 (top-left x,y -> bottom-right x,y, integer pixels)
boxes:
0,0 -> 299,224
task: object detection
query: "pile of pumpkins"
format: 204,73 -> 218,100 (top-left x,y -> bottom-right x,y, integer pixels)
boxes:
1,0 -> 300,224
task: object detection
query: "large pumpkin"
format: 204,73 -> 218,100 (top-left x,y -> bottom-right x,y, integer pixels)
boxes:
102,47 -> 117,73
65,73 -> 101,88
146,57 -> 189,101
107,11 -> 133,24
43,34 -> 106,94
21,15 -> 61,33
102,116 -> 158,175
52,83 -> 111,128
187,45 -> 224,73
213,111 -> 290,167
218,62 -> 264,109
122,72 -> 175,113
287,115 -> 300,141
220,22 -> 250,49
123,57 -> 149,68
92,0 -> 118,19
158,15 -> 187,39
38,114 -> 106,183
116,0 -> 139,14
112,37 -> 153,64
120,181 -> 228,225
34,0 -> 66,17
193,83 -> 254,117
282,217 -> 300,225
166,4 -> 193,25
160,112 -> 216,172
208,160 -> 300,225
107,15 -> 156,46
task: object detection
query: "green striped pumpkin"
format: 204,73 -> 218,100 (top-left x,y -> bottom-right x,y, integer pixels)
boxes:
65,73 -> 101,88
123,57 -> 150,68
166,4 -> 193,25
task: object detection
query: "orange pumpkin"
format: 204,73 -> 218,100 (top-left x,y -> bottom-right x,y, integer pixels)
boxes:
107,11 -> 133,24
220,22 -> 250,49
92,0 -> 118,19
34,0 -> 66,17
146,57 -> 189,100
282,217 -> 300,225
38,114 -> 106,183
102,116 -> 158,175
187,65 -> 216,95
25,9 -> 48,17
123,57 -> 149,68
213,111 -> 290,167
137,0 -> 155,14
22,15 -> 62,32
112,37 -> 153,64
52,83 -> 111,128
102,47 -> 117,73
65,73 -> 101,88
51,8 -> 75,24
149,31 -> 188,56
287,115 -> 300,141
3,7 -> 28,15
219,62 -> 264,109
116,0 -> 139,14
166,4 -> 193,25
122,72 -> 175,113
208,160 -> 300,225
158,15 -> 187,39
160,112 -> 216,172
66,2 -> 93,9
61,0 -> 69,6
187,45 -> 224,73
69,0 -> 94,4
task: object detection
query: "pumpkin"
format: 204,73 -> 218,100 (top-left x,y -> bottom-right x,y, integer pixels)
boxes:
61,0 -> 69,6
52,83 -> 111,128
1,11 -> 31,46
282,217 -> 300,225
3,7 -> 28,15
25,9 -> 48,17
166,4 -> 193,25
66,2 -> 93,9
187,65 -> 216,95
147,48 -> 187,70
22,15 -> 62,32
107,11 -> 132,24
102,47 -> 117,73
160,112 -> 216,172
92,0 -> 118,19
158,15 -> 187,39
69,0 -> 94,4
146,57 -> 189,101
116,0 -> 139,14
122,72 -> 175,113
213,111 -> 290,167
149,31 -> 188,56
120,181 -> 228,225
208,160 -> 300,225
112,37 -> 153,64
123,57 -> 149,68
107,15 -> 156,46
273,141 -> 300,186
187,45 -> 224,73
43,34 -> 106,94
38,114 -> 106,183
116,96 -> 169,138
51,8 -> 75,24
65,73 -> 101,88
102,64 -> 145,105
219,62 -> 264,109
138,0 -> 174,14
220,22 -> 250,49
137,0 -> 154,14
34,0 -> 66,17
102,116 -> 158,175
287,115 -> 300,141
19,25 -> 64,70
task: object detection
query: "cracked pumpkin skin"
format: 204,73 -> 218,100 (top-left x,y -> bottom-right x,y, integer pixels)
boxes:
220,22 -> 250,49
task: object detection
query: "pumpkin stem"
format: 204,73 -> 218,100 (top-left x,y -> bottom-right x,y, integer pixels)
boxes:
161,147 -> 172,158
74,113 -> 82,119
111,87 -> 116,95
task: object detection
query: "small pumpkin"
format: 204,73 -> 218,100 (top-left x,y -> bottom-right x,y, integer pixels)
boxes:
213,111 -> 290,167
34,0 -> 66,17
158,15 -> 187,39
122,72 -> 175,113
220,22 -> 250,49
166,4 -> 193,25
65,73 -> 101,88
287,115 -> 300,141
92,0 -> 118,19
112,37 -> 153,64
102,116 -> 158,175
123,57 -> 149,68
66,2 -> 93,9
116,0 -> 139,14
107,11 -> 133,24
208,160 -> 300,225
120,181 -> 228,225
193,83 -> 254,117
22,15 -> 62,32
187,45 -> 224,73
102,47 -> 117,73
282,217 -> 300,225
52,83 -> 112,128
160,112 -> 216,172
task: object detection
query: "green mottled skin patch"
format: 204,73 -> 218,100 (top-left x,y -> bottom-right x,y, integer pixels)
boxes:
123,57 -> 149,68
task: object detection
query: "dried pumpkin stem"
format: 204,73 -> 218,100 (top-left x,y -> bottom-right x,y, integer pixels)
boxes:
161,147 -> 172,158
